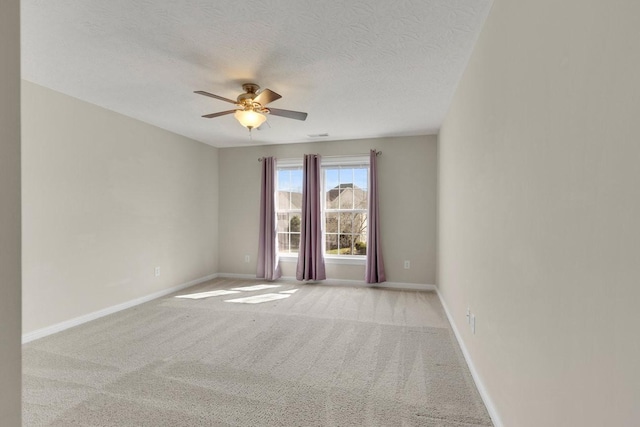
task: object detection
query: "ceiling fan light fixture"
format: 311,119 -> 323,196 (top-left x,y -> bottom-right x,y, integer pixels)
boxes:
195,84 -> 307,132
234,109 -> 266,130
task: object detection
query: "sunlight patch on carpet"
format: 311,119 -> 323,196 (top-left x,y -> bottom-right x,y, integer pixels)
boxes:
175,290 -> 240,299
231,284 -> 282,292
224,293 -> 291,304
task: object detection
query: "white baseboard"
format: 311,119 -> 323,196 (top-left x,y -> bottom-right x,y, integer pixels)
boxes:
216,273 -> 435,291
435,289 -> 503,427
376,281 -> 436,291
22,273 -> 219,344
216,273 -> 256,280
284,275 -> 436,291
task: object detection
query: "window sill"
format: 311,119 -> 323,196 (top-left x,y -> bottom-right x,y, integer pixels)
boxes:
279,254 -> 366,266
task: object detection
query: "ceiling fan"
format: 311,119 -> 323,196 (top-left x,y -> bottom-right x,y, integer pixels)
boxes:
195,83 -> 308,131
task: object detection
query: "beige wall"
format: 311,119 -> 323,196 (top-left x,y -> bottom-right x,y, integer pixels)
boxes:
218,136 -> 437,285
438,0 -> 640,425
0,0 -> 21,424
22,81 -> 219,334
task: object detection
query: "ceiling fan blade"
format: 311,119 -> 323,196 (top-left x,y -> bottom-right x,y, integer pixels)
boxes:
267,108 -> 308,121
202,110 -> 236,118
194,90 -> 237,104
254,88 -> 282,106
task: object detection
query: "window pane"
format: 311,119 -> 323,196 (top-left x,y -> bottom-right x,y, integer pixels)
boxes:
339,212 -> 353,234
290,169 -> 303,193
347,236 -> 356,255
289,214 -> 301,233
355,189 -> 368,209
325,212 -> 339,233
354,213 -> 367,237
290,191 -> 302,210
338,186 -> 354,209
339,168 -> 353,186
355,236 -> 367,255
278,233 -> 289,253
354,168 -> 368,190
325,233 -> 338,254
326,169 -> 340,207
277,191 -> 289,210
277,213 -> 288,232
326,188 -> 339,208
339,234 -> 353,255
278,170 -> 290,191
290,233 -> 300,253
325,169 -> 339,191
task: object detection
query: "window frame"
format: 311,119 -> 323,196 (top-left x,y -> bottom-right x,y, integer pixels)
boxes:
275,156 -> 370,265
321,156 -> 369,263
275,159 -> 304,256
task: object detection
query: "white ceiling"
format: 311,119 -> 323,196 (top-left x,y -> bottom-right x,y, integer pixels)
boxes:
21,0 -> 492,148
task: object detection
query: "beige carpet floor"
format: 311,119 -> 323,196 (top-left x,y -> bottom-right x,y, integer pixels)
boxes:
23,278 -> 493,426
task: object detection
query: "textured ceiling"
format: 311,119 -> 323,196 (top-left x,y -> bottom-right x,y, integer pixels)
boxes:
21,0 -> 492,147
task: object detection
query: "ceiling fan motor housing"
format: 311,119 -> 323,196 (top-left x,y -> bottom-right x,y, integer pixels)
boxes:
237,83 -> 260,103
237,83 -> 268,112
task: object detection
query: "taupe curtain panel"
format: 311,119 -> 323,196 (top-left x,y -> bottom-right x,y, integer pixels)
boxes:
365,149 -> 386,283
256,156 -> 281,281
296,154 -> 327,281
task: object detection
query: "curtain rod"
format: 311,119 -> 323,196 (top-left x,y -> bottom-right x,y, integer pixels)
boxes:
258,151 -> 382,162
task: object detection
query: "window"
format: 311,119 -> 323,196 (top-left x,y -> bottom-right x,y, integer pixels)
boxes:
276,167 -> 302,254
323,165 -> 368,256
276,156 -> 369,259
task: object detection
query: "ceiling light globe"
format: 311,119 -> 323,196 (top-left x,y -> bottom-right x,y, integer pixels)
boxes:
234,110 -> 267,129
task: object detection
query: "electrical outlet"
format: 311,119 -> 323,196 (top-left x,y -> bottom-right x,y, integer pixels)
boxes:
244,255 -> 250,263
466,307 -> 471,324
154,267 -> 160,277
471,314 -> 476,334
403,260 -> 410,269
